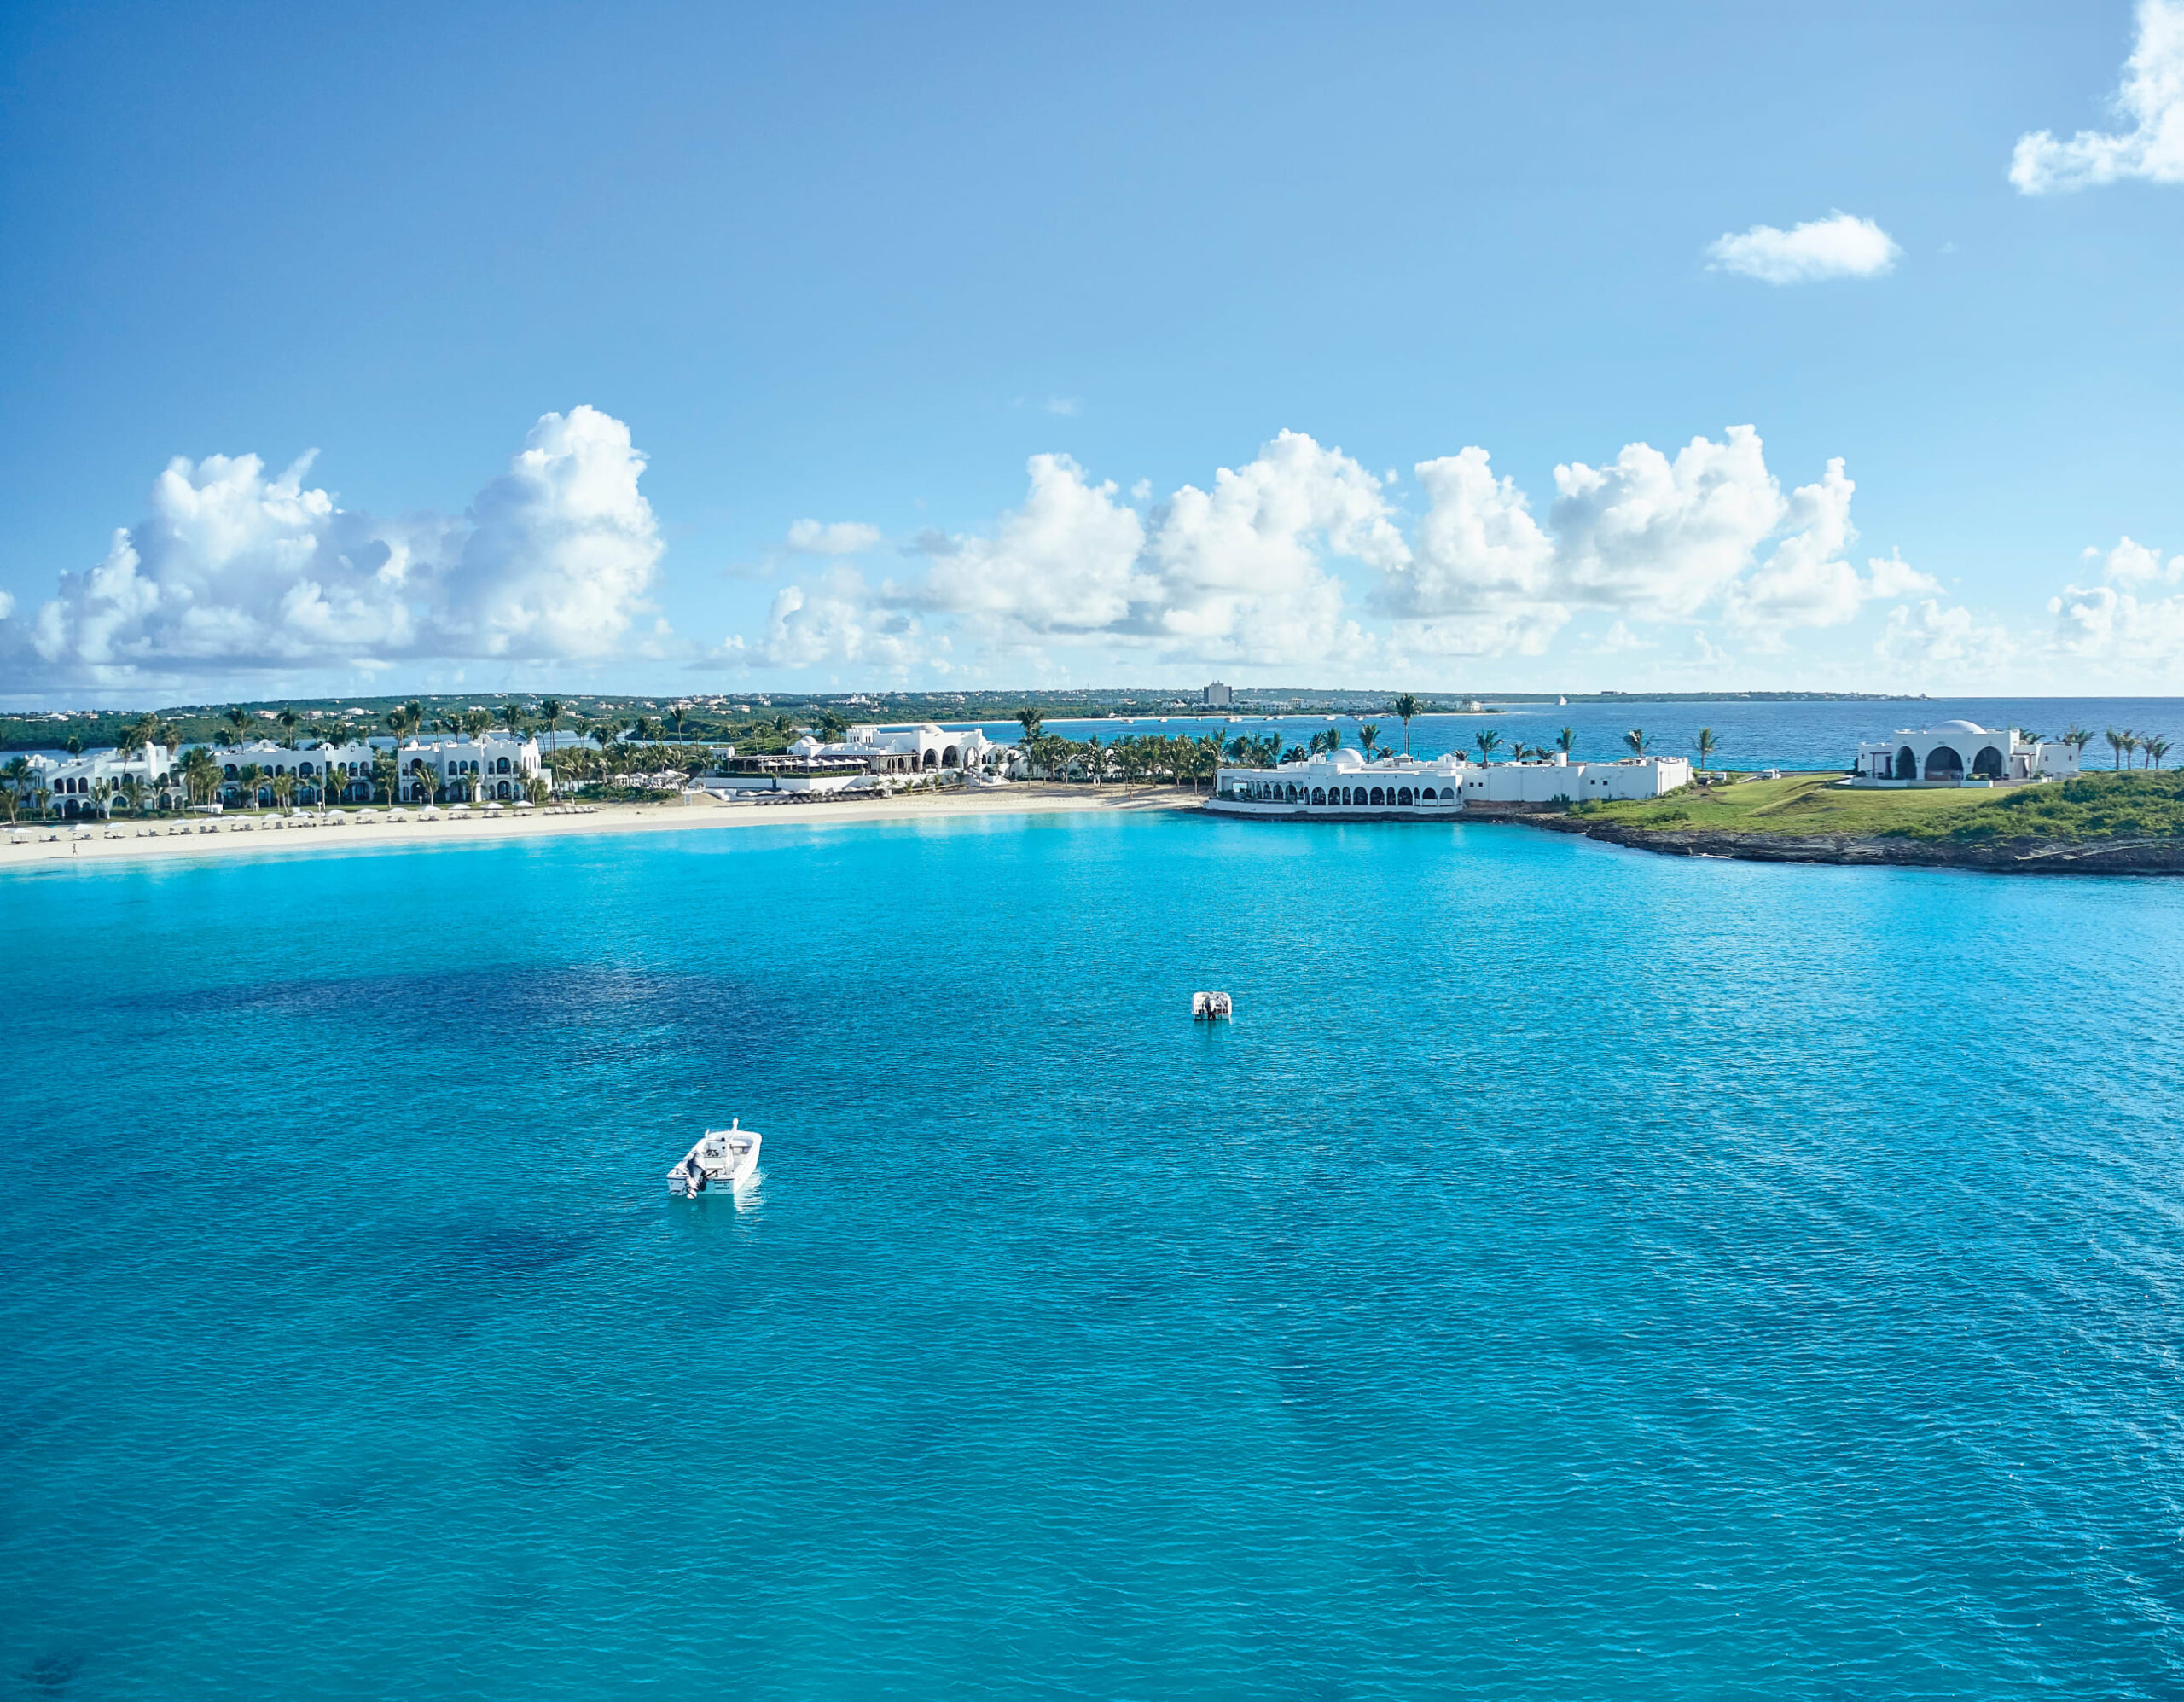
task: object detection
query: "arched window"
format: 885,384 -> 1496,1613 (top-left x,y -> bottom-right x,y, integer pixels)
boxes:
1285,783 -> 1298,801
1895,746 -> 1916,780
943,746 -> 959,768
1311,787 -> 1326,805
496,758 -> 511,774
223,765 -> 237,780
922,750 -> 938,769
1369,787 -> 1384,805
1397,787 -> 1413,805
1972,746 -> 2004,779
1924,745 -> 1964,781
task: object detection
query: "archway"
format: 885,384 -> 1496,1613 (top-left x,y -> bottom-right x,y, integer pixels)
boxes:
922,751 -> 938,770
1397,787 -> 1413,805
1311,787 -> 1326,805
1972,746 -> 2004,779
942,746 -> 959,768
1894,746 -> 1916,780
1368,787 -> 1385,805
1924,745 -> 1963,781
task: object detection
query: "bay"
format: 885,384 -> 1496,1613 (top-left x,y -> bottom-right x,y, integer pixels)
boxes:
3,809 -> 2180,1698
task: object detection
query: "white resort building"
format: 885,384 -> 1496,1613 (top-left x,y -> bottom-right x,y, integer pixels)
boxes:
391,733 -> 550,804
698,723 -> 1013,795
29,743 -> 180,816
1850,720 -> 2077,786
1208,747 -> 1692,817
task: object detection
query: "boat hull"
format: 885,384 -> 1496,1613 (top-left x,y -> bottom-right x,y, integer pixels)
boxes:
666,1129 -> 762,1196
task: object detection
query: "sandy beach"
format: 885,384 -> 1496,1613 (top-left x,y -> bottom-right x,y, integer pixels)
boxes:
0,786 -> 1203,872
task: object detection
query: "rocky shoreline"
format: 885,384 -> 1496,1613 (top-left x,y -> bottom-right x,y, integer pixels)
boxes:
1463,806 -> 2184,876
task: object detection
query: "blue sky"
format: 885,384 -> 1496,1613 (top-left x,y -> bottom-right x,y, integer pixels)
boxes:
2,0 -> 2180,705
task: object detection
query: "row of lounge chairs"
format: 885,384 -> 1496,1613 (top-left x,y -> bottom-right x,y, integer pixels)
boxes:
6,803 -> 604,845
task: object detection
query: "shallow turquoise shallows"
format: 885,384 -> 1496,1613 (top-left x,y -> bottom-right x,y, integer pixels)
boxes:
4,814 -> 2181,1699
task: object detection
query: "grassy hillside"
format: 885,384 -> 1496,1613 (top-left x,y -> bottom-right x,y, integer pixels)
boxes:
1578,770 -> 2184,844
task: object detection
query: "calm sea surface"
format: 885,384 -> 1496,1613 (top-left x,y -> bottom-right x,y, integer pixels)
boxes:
3,807 -> 2181,1699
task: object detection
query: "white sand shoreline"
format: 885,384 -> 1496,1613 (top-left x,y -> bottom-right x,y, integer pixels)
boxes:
0,787 -> 1204,873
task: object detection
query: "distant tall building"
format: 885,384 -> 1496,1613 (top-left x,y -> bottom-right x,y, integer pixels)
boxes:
1203,682 -> 1233,707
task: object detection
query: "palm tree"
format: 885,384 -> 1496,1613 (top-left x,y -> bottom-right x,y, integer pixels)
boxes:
271,772 -> 294,813
1555,726 -> 1576,757
1623,729 -> 1650,758
1391,693 -> 1421,754
2123,730 -> 2142,768
235,762 -> 264,810
2062,725 -> 2094,766
114,718 -> 147,799
221,705 -> 249,747
502,702 -> 528,739
370,751 -> 398,805
1359,722 -> 1382,760
120,773 -> 143,816
1472,729 -> 1501,764
539,698 -> 564,754
668,705 -> 688,743
2,755 -> 30,822
1015,706 -> 1043,750
91,777 -> 113,819
2143,735 -> 2172,770
277,706 -> 299,747
179,746 -> 215,807
2104,727 -> 2127,770
1693,728 -> 1718,774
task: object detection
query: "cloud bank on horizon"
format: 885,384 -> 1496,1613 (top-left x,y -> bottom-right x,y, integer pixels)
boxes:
8,406 -> 2173,703
5,409 -> 665,699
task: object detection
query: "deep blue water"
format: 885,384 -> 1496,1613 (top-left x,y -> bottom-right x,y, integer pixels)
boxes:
3,813 -> 2181,1699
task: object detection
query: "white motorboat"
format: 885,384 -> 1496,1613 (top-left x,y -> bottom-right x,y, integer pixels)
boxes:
667,1119 -> 762,1195
1192,990 -> 1233,1021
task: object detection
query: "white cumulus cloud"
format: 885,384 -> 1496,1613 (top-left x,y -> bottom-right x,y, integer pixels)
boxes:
4,405 -> 663,694
1705,212 -> 1902,283
2011,0 -> 2184,194
1380,427 -> 1912,654
786,519 -> 884,555
752,569 -> 926,671
1876,600 -> 2017,682
744,433 -> 1396,671
2048,534 -> 2184,670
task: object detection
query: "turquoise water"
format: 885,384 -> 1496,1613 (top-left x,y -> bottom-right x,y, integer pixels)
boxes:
3,814 -> 2181,1698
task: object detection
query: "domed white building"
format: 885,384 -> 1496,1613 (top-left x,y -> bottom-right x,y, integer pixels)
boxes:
1851,720 -> 2077,785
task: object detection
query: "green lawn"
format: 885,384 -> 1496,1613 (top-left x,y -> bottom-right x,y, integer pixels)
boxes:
1576,770 -> 2184,843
